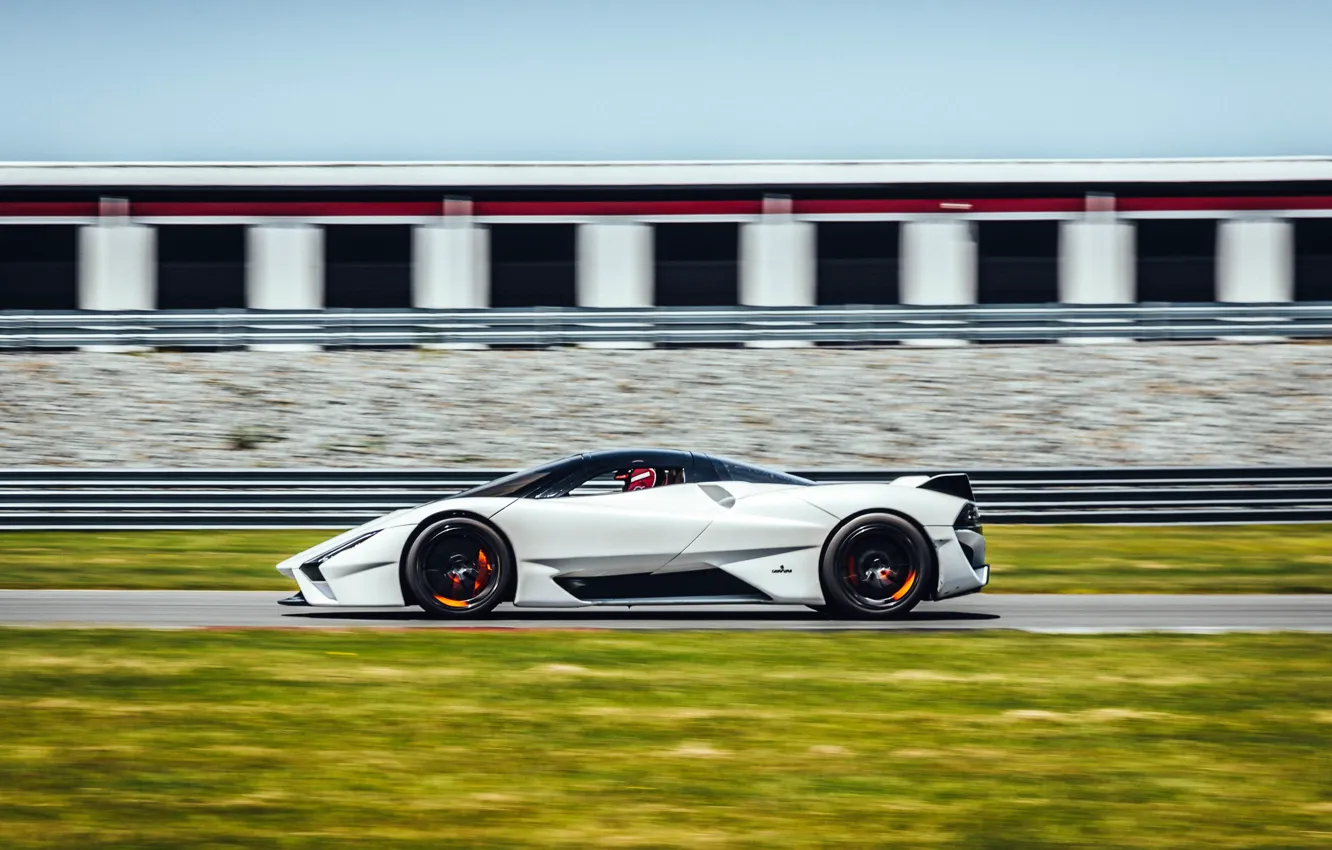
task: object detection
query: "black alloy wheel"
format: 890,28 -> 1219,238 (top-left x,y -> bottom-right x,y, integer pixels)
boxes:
819,513 -> 932,619
405,518 -> 513,617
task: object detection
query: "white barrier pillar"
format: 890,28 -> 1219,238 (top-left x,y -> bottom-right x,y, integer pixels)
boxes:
78,223 -> 155,311
1060,221 -> 1135,304
247,225 -> 322,310
413,223 -> 489,309
576,220 -> 652,348
1218,219 -> 1293,303
414,200 -> 489,348
577,221 -> 652,308
1056,219 -> 1136,343
741,215 -> 815,306
900,220 -> 977,305
740,198 -> 815,346
78,217 -> 156,351
246,224 -> 322,350
900,220 -> 976,345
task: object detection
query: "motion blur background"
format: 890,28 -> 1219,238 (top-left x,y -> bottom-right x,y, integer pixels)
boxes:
3,0 -> 1332,472
2,3 -> 1331,848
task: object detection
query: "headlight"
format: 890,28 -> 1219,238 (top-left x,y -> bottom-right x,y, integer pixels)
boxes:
301,530 -> 381,580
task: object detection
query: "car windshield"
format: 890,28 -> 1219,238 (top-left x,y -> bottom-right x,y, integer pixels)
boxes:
455,455 -> 582,499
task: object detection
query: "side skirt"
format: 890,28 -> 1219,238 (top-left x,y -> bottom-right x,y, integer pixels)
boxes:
554,568 -> 772,604
580,594 -> 771,606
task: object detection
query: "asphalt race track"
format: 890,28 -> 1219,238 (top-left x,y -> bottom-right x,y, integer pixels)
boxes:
0,591 -> 1328,632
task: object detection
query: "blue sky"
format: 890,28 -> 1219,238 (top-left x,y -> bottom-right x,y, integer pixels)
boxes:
1,0 -> 1328,161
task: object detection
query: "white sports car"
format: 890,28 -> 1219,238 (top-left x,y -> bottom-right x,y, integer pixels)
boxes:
276,449 -> 989,619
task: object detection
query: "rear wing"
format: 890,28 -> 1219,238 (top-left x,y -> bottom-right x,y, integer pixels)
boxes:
890,473 -> 975,502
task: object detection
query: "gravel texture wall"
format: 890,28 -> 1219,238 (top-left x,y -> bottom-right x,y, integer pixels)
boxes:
1,343 -> 1329,469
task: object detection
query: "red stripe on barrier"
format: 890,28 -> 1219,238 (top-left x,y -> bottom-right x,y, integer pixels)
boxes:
0,202 -> 100,216
1117,196 -> 1332,212
795,198 -> 1087,214
132,201 -> 442,217
474,200 -> 764,216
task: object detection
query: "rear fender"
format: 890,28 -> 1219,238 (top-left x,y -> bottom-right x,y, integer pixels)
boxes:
815,507 -> 944,600
800,483 -> 968,527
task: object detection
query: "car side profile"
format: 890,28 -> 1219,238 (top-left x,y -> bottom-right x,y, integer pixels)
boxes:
276,449 -> 989,619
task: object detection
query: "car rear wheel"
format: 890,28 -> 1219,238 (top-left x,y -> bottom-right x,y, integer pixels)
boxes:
405,518 -> 513,618
819,513 -> 931,619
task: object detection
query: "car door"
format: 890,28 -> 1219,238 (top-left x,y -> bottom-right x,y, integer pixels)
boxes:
493,470 -> 725,578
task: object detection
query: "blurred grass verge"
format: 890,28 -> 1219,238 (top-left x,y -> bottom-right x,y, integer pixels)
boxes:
1,524 -> 1331,593
0,629 -> 1327,849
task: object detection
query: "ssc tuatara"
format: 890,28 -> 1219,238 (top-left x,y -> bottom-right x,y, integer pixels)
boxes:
277,449 -> 989,619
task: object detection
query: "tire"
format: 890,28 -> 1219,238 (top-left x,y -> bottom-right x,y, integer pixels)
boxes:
819,513 -> 932,619
405,517 -> 514,618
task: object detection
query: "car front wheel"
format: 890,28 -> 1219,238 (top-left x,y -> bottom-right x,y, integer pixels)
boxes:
405,517 -> 513,618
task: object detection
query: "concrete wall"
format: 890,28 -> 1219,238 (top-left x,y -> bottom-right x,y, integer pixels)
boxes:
2,343 -> 1329,469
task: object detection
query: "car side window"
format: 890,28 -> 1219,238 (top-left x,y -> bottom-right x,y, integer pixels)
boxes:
562,466 -> 686,497
565,470 -> 623,497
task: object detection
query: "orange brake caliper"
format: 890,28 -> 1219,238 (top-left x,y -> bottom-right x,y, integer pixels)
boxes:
474,549 -> 491,595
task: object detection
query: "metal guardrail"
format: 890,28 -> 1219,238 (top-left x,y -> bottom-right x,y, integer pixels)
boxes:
3,303 -> 1332,347
2,467 -> 1330,529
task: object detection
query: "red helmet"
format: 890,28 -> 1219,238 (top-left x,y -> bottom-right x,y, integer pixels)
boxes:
617,467 -> 658,492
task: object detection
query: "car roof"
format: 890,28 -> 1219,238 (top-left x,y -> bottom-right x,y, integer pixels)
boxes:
579,448 -> 696,467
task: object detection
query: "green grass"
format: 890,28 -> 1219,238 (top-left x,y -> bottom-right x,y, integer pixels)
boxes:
0,629 -> 1328,848
2,524 -> 1331,593
0,530 -> 326,590
990,524 -> 1332,593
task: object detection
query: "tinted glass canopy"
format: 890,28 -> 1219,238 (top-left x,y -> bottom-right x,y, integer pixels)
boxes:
455,450 -> 811,500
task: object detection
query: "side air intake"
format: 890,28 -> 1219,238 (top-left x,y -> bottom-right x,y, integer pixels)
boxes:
555,568 -> 770,603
